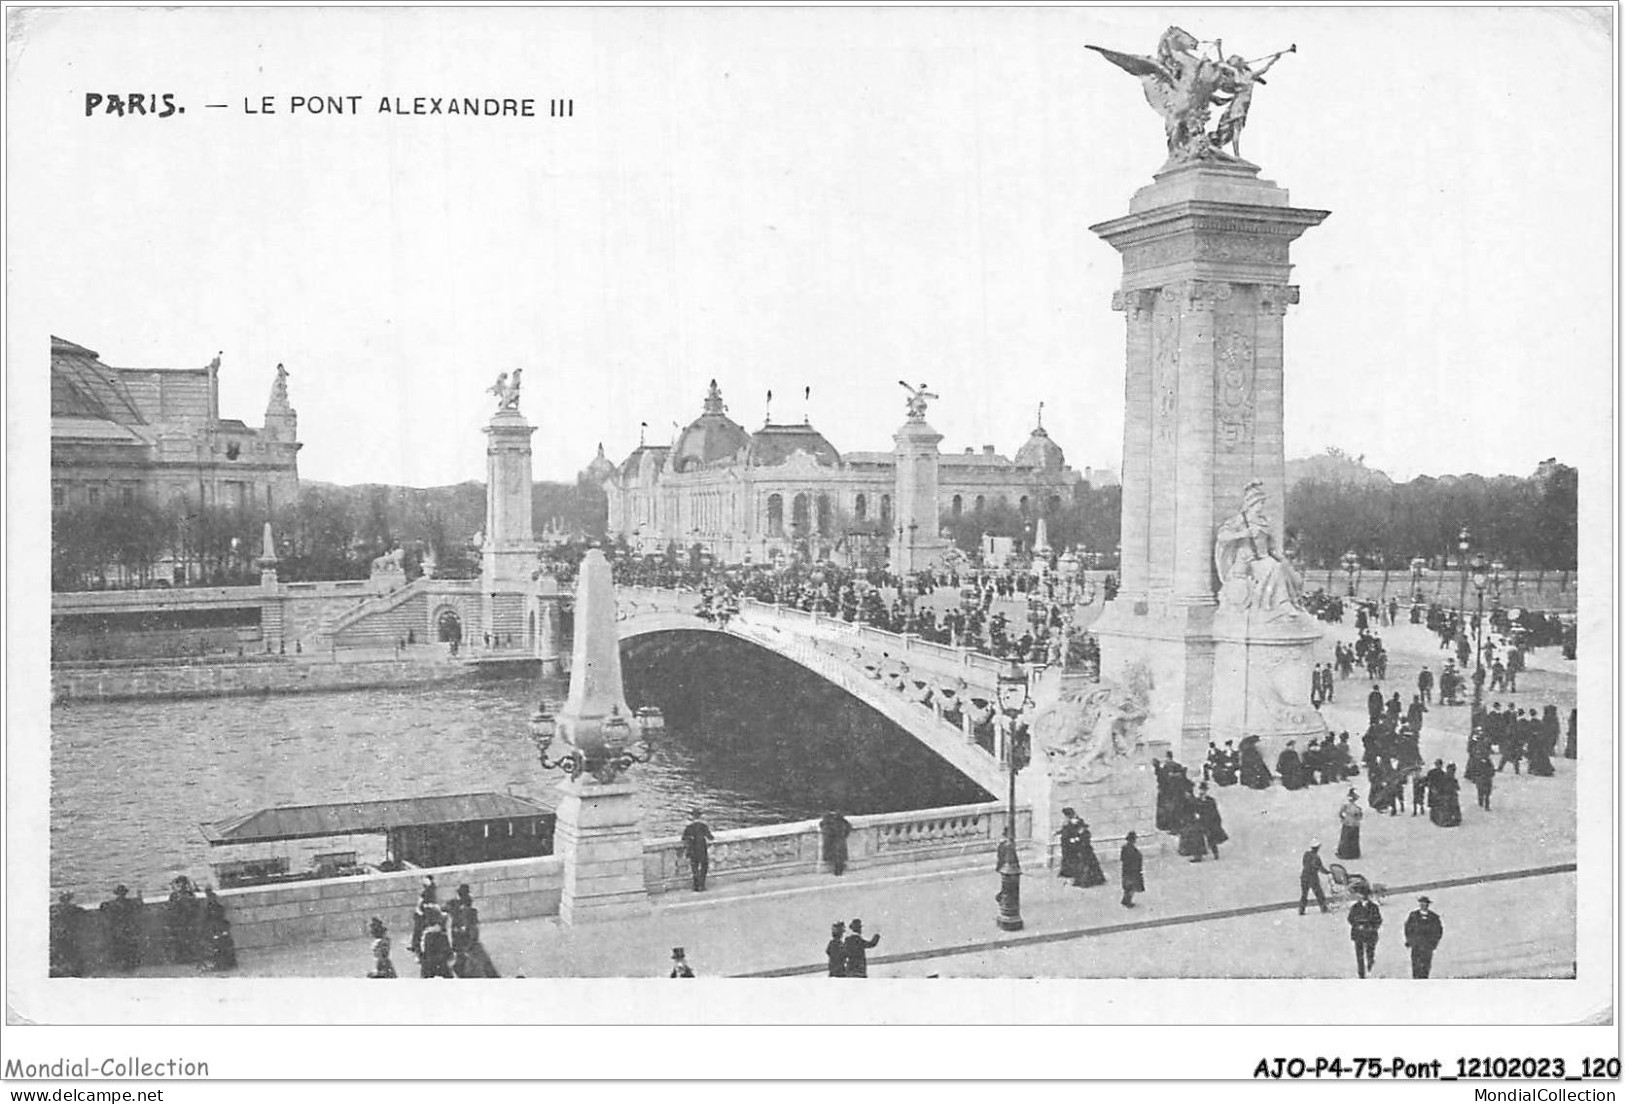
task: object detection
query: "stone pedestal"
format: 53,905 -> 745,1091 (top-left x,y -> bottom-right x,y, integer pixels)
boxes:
890,416 -> 954,573
553,778 -> 650,924
1043,738 -> 1166,868
482,408 -> 542,651
1090,160 -> 1329,762
1209,609 -> 1325,755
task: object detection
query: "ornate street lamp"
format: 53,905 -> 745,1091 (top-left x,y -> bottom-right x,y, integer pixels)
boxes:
1341,549 -> 1359,598
529,700 -> 665,785
1470,552 -> 1489,715
1456,527 -> 1472,620
994,657 -> 1031,932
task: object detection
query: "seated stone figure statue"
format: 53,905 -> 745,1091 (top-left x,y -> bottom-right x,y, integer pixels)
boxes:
1214,480 -> 1304,616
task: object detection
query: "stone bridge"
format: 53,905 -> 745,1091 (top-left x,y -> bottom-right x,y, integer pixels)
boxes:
613,586 -> 1055,802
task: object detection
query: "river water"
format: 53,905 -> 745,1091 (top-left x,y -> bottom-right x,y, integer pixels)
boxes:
50,634 -> 992,898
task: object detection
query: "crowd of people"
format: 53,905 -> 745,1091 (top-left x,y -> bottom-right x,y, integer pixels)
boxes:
388,876 -> 500,979
613,553 -> 1107,670
49,875 -> 237,977
1152,753 -> 1229,864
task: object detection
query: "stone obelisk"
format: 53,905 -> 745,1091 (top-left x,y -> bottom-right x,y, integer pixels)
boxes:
551,549 -> 650,924
1085,33 -> 1331,760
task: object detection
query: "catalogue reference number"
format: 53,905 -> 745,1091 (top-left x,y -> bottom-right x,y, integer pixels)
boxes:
1253,1056 -> 1621,1079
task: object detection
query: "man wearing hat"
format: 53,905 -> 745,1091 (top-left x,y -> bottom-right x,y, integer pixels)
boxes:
1119,831 -> 1145,908
100,885 -> 142,972
1346,886 -> 1383,978
50,891 -> 85,977
681,809 -> 715,892
1298,841 -> 1330,915
826,921 -> 848,977
1403,896 -> 1445,978
669,947 -> 694,978
841,919 -> 880,977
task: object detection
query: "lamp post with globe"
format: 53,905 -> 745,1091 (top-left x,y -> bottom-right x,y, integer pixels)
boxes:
993,657 -> 1031,932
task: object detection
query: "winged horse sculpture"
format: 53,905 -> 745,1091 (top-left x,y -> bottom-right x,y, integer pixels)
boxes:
1089,27 -> 1294,164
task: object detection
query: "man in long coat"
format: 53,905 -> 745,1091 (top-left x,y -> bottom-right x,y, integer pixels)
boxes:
101,885 -> 142,971
1403,896 -> 1445,978
1347,888 -> 1383,978
681,810 -> 715,892
1298,841 -> 1330,915
1193,784 -> 1228,860
819,811 -> 853,876
1119,831 -> 1145,908
841,919 -> 880,977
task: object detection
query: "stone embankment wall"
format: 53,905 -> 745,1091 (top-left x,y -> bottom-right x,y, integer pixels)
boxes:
51,656 -> 471,704
56,855 -> 564,975
56,800 -> 1041,973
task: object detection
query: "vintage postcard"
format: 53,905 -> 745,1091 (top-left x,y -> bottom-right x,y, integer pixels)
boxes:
4,3 -> 1617,1083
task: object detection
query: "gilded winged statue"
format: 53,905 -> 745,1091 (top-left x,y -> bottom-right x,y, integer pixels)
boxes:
1089,27 -> 1294,164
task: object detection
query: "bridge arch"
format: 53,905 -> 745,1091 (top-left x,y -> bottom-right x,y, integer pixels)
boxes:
612,601 -> 1006,795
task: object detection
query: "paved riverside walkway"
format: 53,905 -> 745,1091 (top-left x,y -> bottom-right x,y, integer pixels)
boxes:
127,608 -> 1578,980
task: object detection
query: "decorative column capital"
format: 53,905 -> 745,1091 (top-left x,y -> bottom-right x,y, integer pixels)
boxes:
1259,284 -> 1301,315
1175,280 -> 1237,309
1111,288 -> 1157,316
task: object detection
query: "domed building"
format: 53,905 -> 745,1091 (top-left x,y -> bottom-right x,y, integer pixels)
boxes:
603,380 -> 1092,566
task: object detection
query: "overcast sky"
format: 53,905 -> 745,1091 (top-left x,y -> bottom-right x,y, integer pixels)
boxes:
8,6 -> 1614,487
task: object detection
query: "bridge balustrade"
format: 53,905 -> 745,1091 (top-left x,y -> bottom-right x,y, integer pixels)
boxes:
642,800 -> 1032,895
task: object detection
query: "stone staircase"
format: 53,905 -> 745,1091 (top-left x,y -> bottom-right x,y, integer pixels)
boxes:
319,576 -> 436,648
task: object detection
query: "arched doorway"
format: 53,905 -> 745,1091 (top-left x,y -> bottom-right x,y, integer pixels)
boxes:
436,608 -> 463,644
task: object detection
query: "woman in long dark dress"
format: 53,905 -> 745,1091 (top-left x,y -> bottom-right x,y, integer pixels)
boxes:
166,876 -> 201,965
1057,808 -> 1107,887
1431,764 -> 1463,827
202,886 -> 236,971
1335,790 -> 1364,860
1238,736 -> 1273,789
1526,730 -> 1556,777
1276,743 -> 1306,790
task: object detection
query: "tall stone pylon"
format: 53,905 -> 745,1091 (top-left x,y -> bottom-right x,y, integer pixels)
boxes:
551,549 -> 650,924
1089,158 -> 1330,761
890,383 -> 954,575
481,376 -> 543,653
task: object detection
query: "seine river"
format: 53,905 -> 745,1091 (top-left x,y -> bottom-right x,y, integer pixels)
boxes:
50,635 -> 991,898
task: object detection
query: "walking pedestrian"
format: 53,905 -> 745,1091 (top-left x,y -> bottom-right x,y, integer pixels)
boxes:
682,809 -> 715,892
448,884 -> 499,977
1298,841 -> 1330,915
1058,808 -> 1108,886
842,919 -> 880,977
1403,896 -> 1445,978
417,903 -> 455,978
826,922 -> 848,977
1120,831 -> 1145,908
409,878 -> 437,959
1193,784 -> 1227,860
1347,887 -> 1383,978
1336,790 -> 1364,860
